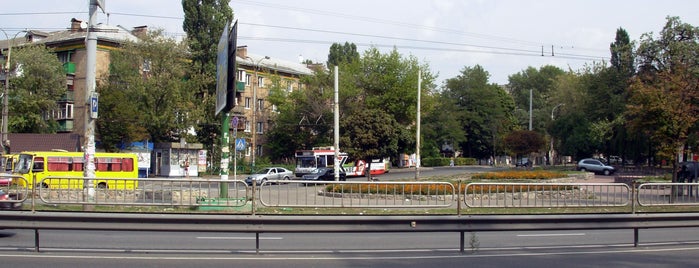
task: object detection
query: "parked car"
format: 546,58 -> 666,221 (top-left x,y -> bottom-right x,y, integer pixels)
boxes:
0,189 -> 22,210
245,167 -> 293,185
577,158 -> 616,175
0,176 -> 12,187
515,158 -> 531,167
608,155 -> 632,165
301,167 -> 346,181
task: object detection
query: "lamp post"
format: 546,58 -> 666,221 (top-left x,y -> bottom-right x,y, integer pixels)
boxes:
0,28 -> 27,156
247,55 -> 269,169
550,103 -> 564,165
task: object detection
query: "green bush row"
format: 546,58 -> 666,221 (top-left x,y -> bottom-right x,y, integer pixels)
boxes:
422,157 -> 476,167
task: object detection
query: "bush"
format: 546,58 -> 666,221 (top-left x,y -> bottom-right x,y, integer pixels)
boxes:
422,157 -> 477,167
471,170 -> 567,180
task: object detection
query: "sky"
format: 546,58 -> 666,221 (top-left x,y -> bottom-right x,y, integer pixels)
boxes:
2,0 -> 699,86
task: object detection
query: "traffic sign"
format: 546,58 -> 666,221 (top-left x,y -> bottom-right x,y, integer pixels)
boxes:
235,138 -> 246,151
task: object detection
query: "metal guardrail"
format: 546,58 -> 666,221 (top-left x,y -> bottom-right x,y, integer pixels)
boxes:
37,177 -> 249,207
257,180 -> 456,208
637,182 -> 699,206
4,176 -> 699,212
2,211 -> 699,252
464,182 -> 631,208
0,175 -> 29,209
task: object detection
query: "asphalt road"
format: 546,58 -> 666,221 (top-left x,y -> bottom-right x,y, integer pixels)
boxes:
1,228 -> 698,267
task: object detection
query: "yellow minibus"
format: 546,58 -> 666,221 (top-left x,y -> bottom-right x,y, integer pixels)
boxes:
13,151 -> 139,189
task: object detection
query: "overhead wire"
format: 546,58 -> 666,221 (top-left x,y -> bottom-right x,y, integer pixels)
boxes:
0,9 -> 608,61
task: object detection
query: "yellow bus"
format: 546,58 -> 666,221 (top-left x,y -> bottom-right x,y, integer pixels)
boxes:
13,151 -> 139,189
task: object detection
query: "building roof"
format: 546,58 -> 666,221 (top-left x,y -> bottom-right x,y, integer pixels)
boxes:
238,53 -> 313,76
1,22 -> 139,51
7,133 -> 82,154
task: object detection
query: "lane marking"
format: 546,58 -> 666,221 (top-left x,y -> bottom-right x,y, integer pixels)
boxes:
196,236 -> 283,240
517,233 -> 586,237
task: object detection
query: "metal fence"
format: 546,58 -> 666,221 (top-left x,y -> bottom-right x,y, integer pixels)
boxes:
464,182 -> 631,208
36,177 -> 249,207
0,175 -> 28,209
257,180 -> 456,208
4,176 -> 699,212
637,182 -> 699,206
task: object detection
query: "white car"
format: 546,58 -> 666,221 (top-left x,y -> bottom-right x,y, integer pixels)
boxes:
577,158 -> 615,176
245,167 -> 293,185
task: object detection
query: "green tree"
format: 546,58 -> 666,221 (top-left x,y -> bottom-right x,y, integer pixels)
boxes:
508,65 -> 565,132
340,108 -> 406,180
503,130 -> 545,158
441,65 -> 516,160
8,45 -> 66,133
100,30 -> 192,148
182,0 -> 234,158
327,42 -> 360,67
627,17 -> 699,182
182,0 -> 233,78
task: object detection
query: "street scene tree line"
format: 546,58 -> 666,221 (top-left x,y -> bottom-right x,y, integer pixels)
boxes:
3,1 -> 699,181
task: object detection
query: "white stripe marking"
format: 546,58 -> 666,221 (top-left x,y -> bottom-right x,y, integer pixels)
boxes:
197,236 -> 283,240
517,233 -> 586,237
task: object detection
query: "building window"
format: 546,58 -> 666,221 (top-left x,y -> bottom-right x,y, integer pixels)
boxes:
245,74 -> 251,86
244,121 -> 251,133
256,121 -> 264,134
272,104 -> 278,113
257,76 -> 264,88
287,81 -> 293,92
257,98 -> 264,111
244,97 -> 251,109
237,70 -> 246,82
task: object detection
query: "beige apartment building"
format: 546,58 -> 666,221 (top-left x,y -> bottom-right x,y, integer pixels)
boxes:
1,19 -> 314,163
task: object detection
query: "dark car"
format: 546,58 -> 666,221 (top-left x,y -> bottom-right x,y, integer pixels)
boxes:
515,158 -> 531,167
301,167 -> 346,181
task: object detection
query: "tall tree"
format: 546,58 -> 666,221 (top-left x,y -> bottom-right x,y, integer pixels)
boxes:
182,0 -> 234,160
327,42 -> 360,67
627,17 -> 699,183
8,45 -> 66,133
507,65 -> 565,132
182,0 -> 233,79
100,29 -> 192,148
441,65 -> 516,159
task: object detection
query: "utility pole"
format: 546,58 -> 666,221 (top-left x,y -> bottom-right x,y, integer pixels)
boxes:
333,66 -> 340,181
83,0 -> 105,205
249,56 -> 269,170
415,70 -> 421,180
1,28 -> 26,157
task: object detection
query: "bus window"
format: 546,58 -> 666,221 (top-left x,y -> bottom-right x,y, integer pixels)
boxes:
33,157 -> 44,172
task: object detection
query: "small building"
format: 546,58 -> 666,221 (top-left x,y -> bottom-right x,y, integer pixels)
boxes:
152,142 -> 204,177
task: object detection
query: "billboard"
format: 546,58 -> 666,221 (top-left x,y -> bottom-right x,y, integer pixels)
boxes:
215,21 -> 230,115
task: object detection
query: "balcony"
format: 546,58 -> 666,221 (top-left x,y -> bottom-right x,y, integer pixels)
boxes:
63,62 -> 76,74
236,81 -> 245,92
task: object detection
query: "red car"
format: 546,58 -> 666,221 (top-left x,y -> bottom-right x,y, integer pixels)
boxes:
0,189 -> 22,210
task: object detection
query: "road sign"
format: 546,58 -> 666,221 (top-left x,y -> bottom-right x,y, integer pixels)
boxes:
235,138 -> 246,151
90,92 -> 99,119
232,116 -> 239,128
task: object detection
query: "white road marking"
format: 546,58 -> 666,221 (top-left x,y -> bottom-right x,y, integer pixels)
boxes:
517,233 -> 586,237
196,236 -> 283,240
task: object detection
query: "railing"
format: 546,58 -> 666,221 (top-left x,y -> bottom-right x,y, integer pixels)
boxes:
464,182 -> 631,208
257,180 -> 456,208
36,176 -> 249,207
637,182 -> 699,206
0,175 -> 29,209
3,176 -> 699,213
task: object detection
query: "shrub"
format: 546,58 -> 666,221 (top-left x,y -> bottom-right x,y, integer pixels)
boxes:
471,170 -> 567,180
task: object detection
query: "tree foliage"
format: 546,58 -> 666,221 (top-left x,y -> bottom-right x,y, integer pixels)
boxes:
626,16 -> 699,179
438,65 -> 516,159
99,30 -> 193,150
8,45 -> 66,133
503,130 -> 545,157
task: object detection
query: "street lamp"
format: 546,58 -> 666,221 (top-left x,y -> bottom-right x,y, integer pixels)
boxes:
246,55 -> 269,169
550,103 -> 565,165
0,28 -> 27,156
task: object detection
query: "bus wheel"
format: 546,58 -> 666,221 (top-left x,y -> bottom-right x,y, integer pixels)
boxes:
97,182 -> 108,189
37,182 -> 49,188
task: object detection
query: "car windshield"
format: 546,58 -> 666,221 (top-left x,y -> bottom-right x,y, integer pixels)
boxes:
14,154 -> 33,174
